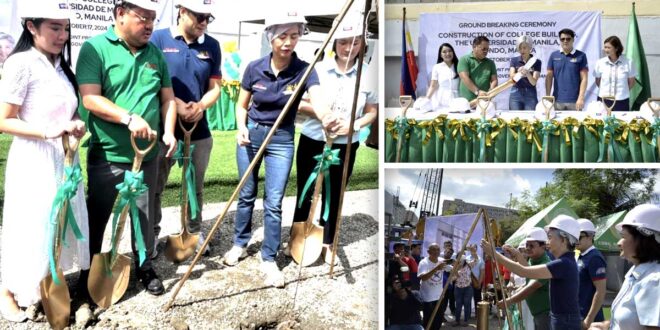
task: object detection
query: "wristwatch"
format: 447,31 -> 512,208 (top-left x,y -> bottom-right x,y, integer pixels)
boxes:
120,114 -> 133,126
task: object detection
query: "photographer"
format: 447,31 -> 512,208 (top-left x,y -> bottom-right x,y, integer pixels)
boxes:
386,275 -> 424,330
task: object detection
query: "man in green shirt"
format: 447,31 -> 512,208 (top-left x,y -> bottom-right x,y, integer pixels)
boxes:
75,0 -> 177,297
458,36 -> 498,102
499,228 -> 551,330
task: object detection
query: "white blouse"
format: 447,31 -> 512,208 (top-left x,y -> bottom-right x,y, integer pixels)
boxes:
429,62 -> 459,110
609,262 -> 660,329
593,55 -> 637,101
0,47 -> 78,129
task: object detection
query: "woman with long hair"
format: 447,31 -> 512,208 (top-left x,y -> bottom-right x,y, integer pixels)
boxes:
0,1 -> 88,322
425,43 -> 459,110
288,13 -> 377,265
223,11 -> 338,288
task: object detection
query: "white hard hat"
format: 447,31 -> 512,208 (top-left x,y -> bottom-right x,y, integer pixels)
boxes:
525,227 -> 548,243
121,0 -> 161,12
264,11 -> 307,30
175,0 -> 213,14
450,98 -> 471,112
334,13 -> 364,40
544,214 -> 580,241
639,99 -> 660,123
616,204 -> 660,233
412,97 -> 433,113
585,101 -> 607,118
534,99 -> 556,120
19,0 -> 72,20
577,218 -> 596,234
517,241 -> 527,249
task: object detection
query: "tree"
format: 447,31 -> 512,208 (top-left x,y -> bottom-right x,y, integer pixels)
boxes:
519,169 -> 657,220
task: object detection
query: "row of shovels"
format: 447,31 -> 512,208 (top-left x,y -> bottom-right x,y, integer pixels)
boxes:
40,121 -> 199,329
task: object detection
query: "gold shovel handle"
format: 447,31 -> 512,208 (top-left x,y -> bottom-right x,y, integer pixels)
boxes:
129,132 -> 158,172
177,118 -> 198,232
602,95 -> 616,116
177,118 -> 199,139
541,96 -> 555,120
647,97 -> 660,117
476,96 -> 491,118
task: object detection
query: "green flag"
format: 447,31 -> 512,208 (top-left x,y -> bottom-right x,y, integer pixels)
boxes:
625,3 -> 651,110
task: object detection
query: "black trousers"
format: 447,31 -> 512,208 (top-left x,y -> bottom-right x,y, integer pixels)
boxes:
292,134 -> 358,244
423,301 -> 443,330
86,153 -> 157,272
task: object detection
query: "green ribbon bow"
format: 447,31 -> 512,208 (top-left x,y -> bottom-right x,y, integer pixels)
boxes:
476,117 -> 492,162
650,118 -> 660,147
540,120 -> 558,161
112,170 -> 149,267
598,116 -> 622,162
173,142 -> 199,220
502,303 -> 523,330
47,164 -> 86,285
297,146 -> 341,222
393,116 -> 410,141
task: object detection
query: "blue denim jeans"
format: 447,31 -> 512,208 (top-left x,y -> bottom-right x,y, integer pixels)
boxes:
454,285 -> 473,322
509,86 -> 538,110
549,312 -> 581,330
234,119 -> 295,261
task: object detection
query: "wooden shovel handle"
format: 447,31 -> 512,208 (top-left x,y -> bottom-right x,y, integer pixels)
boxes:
129,133 -> 157,172
541,96 -> 555,120
602,95 -> 616,116
177,118 -> 199,138
476,96 -> 491,118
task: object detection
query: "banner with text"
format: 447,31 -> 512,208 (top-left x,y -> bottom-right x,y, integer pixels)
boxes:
418,11 -> 601,110
5,0 -> 176,66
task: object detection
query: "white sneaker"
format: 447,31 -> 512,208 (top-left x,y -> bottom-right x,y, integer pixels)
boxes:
283,243 -> 291,257
260,261 -> 285,288
197,233 -> 211,256
223,246 -> 247,266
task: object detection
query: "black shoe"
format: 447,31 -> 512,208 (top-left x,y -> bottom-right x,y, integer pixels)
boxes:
136,269 -> 164,295
76,269 -> 91,302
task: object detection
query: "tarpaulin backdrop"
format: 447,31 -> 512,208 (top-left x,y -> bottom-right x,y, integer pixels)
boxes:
417,11 -> 602,110
421,213 -> 485,258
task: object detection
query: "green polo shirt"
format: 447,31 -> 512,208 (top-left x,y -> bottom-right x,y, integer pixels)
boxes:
457,52 -> 497,101
526,253 -> 551,316
76,26 -> 172,163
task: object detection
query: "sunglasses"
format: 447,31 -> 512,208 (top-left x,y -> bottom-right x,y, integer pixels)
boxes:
128,8 -> 159,24
187,9 -> 215,24
560,37 -> 573,42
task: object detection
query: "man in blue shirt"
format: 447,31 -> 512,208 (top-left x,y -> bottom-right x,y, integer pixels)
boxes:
545,28 -> 588,110
576,219 -> 607,329
150,0 -> 221,257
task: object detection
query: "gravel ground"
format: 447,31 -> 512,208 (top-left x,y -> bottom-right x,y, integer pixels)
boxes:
0,189 -> 378,329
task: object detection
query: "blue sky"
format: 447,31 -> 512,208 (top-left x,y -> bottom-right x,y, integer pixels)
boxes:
385,169 -> 660,214
385,169 -> 559,212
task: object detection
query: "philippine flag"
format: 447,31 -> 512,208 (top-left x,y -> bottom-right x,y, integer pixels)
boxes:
400,11 -> 418,99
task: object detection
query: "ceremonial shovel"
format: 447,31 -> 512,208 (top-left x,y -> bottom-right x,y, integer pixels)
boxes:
40,134 -> 79,330
541,96 -> 555,162
395,95 -> 413,162
468,56 -> 538,109
290,134 -> 336,266
165,119 -> 200,263
602,95 -> 617,162
88,135 -> 156,308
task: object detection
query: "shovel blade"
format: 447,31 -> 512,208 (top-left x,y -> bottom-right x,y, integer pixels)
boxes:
290,221 -> 324,266
40,269 -> 70,330
88,253 -> 131,308
164,232 -> 199,263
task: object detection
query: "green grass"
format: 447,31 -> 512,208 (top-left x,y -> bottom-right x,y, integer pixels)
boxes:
0,130 -> 378,216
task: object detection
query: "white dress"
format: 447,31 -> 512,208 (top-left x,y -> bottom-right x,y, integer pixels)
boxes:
0,48 -> 90,307
429,62 -> 459,110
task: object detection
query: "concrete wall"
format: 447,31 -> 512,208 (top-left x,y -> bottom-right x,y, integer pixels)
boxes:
383,1 -> 660,107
